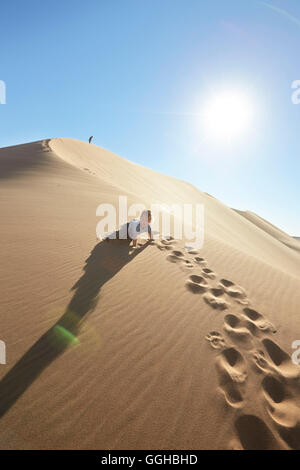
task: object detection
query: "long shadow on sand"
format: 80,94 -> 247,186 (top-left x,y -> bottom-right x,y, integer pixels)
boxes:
0,238 -> 150,417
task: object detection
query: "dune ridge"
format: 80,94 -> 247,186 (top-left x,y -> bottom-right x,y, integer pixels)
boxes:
234,209 -> 300,254
0,138 -> 299,449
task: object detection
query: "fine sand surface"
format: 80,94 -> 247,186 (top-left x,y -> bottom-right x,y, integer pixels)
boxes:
0,138 -> 299,450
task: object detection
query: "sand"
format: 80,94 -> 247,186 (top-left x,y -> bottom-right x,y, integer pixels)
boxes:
0,137 -> 299,449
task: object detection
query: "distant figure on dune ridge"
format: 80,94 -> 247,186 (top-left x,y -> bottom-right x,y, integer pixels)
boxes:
106,209 -> 154,247
88,136 -> 93,144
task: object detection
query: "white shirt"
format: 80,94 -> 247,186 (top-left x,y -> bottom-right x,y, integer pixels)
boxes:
128,219 -> 150,240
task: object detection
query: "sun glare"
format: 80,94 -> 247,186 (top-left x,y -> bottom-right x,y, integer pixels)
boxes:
203,91 -> 253,142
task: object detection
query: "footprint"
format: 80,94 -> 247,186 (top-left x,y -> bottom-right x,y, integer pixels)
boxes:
210,287 -> 224,297
166,254 -> 181,263
172,250 -> 184,257
190,274 -> 207,284
160,238 -> 175,247
186,282 -> 207,294
252,349 -> 270,373
221,348 -> 248,382
157,244 -> 173,251
182,259 -> 194,269
203,293 -> 229,310
234,414 -> 281,450
262,375 -> 286,405
278,422 -> 300,450
166,254 -> 194,271
217,368 -> 244,407
243,308 -> 276,334
205,331 -> 226,350
224,314 -> 253,344
219,279 -> 234,287
186,274 -> 208,294
262,375 -> 300,449
219,279 -> 248,305
262,338 -> 299,379
157,242 -> 174,251
194,256 -> 207,266
202,268 -> 216,280
216,347 -> 247,407
252,340 -> 299,380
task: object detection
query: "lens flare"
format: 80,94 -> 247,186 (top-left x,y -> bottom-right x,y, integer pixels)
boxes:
52,325 -> 80,347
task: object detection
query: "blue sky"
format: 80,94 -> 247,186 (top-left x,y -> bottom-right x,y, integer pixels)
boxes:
1,0 -> 300,235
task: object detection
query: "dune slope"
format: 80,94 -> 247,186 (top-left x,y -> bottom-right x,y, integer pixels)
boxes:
0,138 -> 299,450
234,209 -> 300,254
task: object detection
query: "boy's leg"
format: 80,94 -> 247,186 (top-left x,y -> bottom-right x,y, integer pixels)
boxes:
148,224 -> 154,241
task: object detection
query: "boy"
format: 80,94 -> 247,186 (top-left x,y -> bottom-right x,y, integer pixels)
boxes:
128,210 -> 153,247
107,210 -> 153,246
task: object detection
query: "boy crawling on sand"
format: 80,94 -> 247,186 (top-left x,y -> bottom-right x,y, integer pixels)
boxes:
106,210 -> 154,247
128,209 -> 154,247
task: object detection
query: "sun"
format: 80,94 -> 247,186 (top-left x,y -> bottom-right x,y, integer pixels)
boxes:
203,91 -> 253,142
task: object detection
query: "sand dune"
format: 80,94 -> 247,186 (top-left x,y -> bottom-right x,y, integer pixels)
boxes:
0,138 -> 299,449
234,209 -> 300,254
